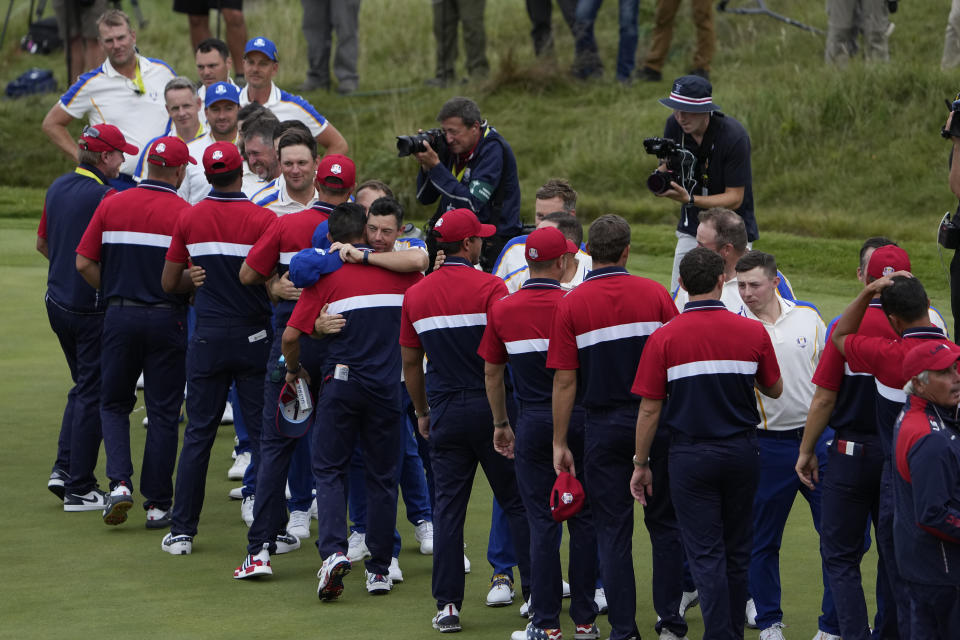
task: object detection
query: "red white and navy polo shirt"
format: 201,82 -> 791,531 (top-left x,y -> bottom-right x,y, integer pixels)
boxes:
478,278 -> 566,407
166,191 -> 276,321
546,266 -> 677,410
400,256 -> 508,401
632,299 -> 781,439
77,179 -> 190,305
288,260 -> 422,400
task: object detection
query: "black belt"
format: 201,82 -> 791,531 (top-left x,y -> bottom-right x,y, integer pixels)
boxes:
671,430 -> 753,445
756,427 -> 804,440
108,297 -> 177,309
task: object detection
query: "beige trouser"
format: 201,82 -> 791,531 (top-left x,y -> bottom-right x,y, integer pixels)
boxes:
643,0 -> 715,72
825,0 -> 889,64
944,0 -> 960,69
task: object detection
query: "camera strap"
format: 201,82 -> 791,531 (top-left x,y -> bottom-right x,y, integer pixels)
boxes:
690,112 -> 724,194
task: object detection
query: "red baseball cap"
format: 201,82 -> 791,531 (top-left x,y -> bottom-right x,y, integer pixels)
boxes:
526,226 -> 578,262
316,154 -> 356,190
146,137 -> 196,167
433,209 -> 496,242
550,471 -> 585,522
79,124 -> 138,155
202,142 -> 243,174
867,245 -> 911,280
902,341 -> 960,379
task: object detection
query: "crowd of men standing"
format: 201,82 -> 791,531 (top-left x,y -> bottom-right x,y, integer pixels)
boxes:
33,6 -> 960,640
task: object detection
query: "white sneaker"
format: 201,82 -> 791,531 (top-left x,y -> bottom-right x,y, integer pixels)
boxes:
594,587 -> 608,614
161,532 -> 192,555
347,530 -> 371,562
415,519 -> 434,554
102,483 -> 134,526
746,598 -> 759,628
142,416 -> 149,426
659,629 -> 689,640
232,435 -> 239,458
234,546 -> 271,579
317,552 -> 352,601
486,573 -> 515,606
63,488 -> 107,512
136,372 -> 144,389
227,451 -> 250,481
228,486 -> 243,500
562,579 -> 571,598
220,402 -> 234,424
241,495 -> 255,527
309,497 -> 318,520
810,632 -> 840,640
366,569 -> 393,594
759,623 -> 786,640
432,603 -> 461,633
287,510 -> 311,539
680,589 -> 699,617
520,597 -> 531,618
574,622 -> 600,639
463,552 -> 471,574
512,622 -> 563,640
389,556 -> 404,583
275,530 -> 301,554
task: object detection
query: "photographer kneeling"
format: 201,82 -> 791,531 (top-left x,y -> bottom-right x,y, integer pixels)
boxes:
650,76 -> 757,292
405,96 -> 522,272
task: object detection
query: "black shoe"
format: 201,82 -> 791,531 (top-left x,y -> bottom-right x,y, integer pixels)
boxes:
689,67 -> 710,80
48,467 -> 69,500
640,66 -> 663,82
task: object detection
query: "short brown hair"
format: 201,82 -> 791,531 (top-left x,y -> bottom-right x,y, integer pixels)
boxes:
535,179 -> 577,212
735,250 -> 778,279
97,9 -> 131,31
587,214 -> 631,264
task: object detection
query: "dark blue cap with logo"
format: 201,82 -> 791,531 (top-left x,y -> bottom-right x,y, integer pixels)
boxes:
658,75 -> 719,113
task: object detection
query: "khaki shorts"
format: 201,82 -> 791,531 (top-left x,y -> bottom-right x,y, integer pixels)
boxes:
52,0 -> 109,41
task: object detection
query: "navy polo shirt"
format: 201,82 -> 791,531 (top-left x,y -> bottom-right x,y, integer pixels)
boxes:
245,205 -> 332,326
76,180 -> 190,306
478,278 -> 566,406
546,266 -> 678,410
844,325 -> 947,455
663,113 -> 756,241
39,164 -> 115,311
400,256 -> 509,403
166,190 -> 276,322
632,299 -> 781,438
287,258 -> 422,406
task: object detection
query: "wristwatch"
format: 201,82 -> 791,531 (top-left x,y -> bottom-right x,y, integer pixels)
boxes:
632,454 -> 650,468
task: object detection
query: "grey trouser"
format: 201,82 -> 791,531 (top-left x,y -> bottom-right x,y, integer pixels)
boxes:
301,0 -> 361,86
825,0 -> 889,64
432,0 -> 489,80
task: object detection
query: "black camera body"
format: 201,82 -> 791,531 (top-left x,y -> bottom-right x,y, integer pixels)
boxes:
397,128 -> 448,158
941,211 -> 960,250
642,137 -> 696,195
941,95 -> 960,140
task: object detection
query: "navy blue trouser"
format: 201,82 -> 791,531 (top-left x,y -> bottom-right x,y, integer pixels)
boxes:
247,333 -> 323,554
516,405 -> 598,630
313,378 -> 403,576
488,499 -> 517,579
749,429 -> 839,633
429,391 -> 531,610
906,581 -> 960,639
585,406 -> 685,640
46,296 -> 103,495
878,460 -> 912,639
100,305 -> 186,509
170,319 -> 271,537
670,431 -> 758,640
820,430 -> 896,640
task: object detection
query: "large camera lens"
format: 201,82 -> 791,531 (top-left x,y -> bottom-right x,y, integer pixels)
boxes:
647,171 -> 673,195
396,135 -> 425,157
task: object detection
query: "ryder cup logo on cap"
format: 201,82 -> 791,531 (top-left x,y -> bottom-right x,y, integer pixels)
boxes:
433,209 -> 496,242
147,136 -> 196,167
205,81 -> 240,107
866,245 -> 911,280
203,142 -> 242,174
525,226 -> 578,262
550,471 -> 585,522
316,154 -> 356,190
560,492 -> 574,505
528,247 -> 539,259
658,75 -> 719,113
244,36 -> 278,61
331,163 -> 342,174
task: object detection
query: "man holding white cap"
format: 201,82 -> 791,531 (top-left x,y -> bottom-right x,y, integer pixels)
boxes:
652,75 -> 756,292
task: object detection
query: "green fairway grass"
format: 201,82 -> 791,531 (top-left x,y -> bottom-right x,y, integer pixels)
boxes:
0,0 -> 946,636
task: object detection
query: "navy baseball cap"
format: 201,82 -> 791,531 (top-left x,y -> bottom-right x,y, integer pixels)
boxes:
659,75 -> 720,113
205,81 -> 240,108
244,36 -> 278,61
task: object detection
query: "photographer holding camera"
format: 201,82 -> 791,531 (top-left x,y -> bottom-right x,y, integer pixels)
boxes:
405,96 -> 522,272
649,76 -> 757,291
943,106 -> 960,338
